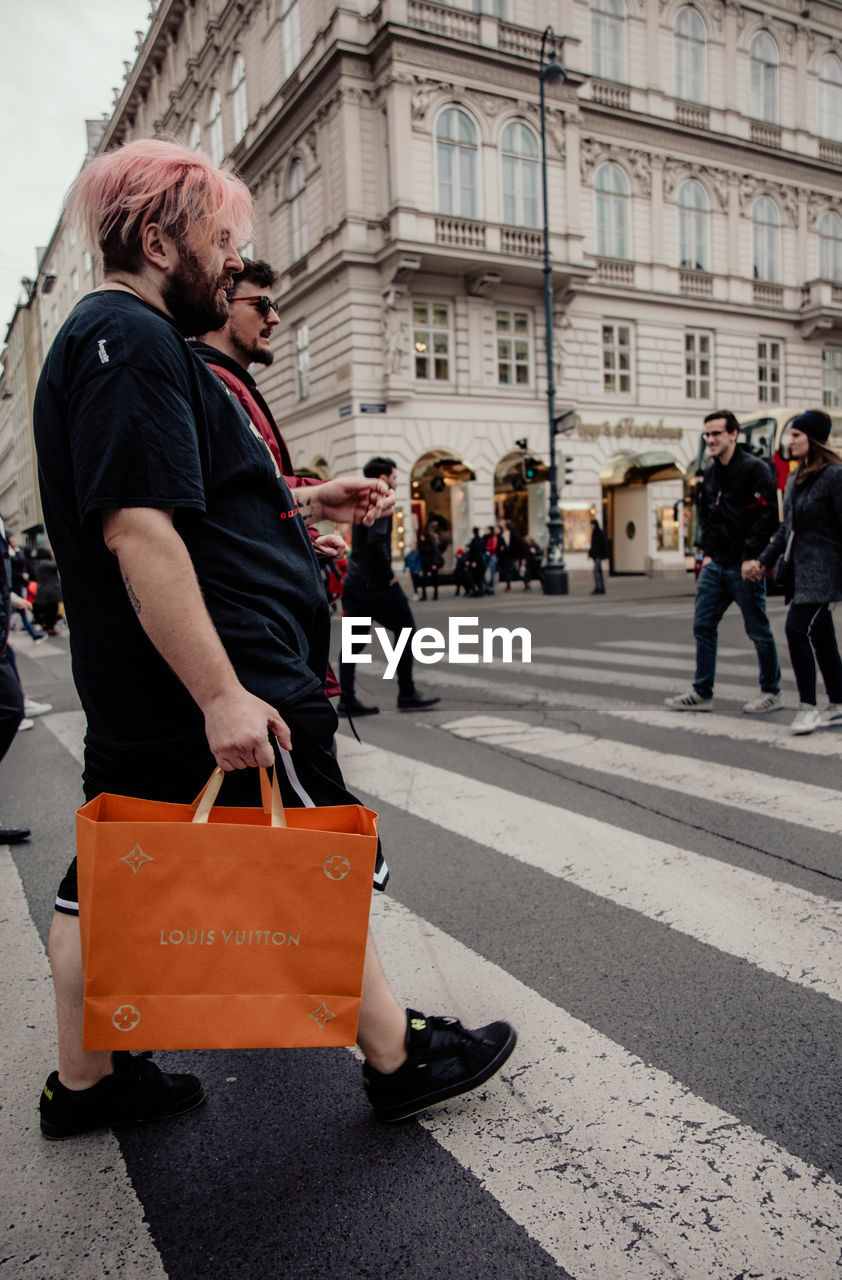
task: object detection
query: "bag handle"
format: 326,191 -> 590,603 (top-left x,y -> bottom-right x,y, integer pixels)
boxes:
192,767 -> 287,828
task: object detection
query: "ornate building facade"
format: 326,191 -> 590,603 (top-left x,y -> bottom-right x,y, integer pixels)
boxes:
3,0 -> 842,572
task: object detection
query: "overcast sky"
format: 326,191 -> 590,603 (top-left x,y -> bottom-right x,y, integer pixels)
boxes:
1,2 -> 153,335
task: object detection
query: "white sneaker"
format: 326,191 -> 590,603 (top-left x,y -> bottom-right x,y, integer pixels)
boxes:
24,698 -> 52,717
790,703 -> 821,735
742,692 -> 782,714
664,689 -> 713,711
17,718 -> 34,732
818,703 -> 842,726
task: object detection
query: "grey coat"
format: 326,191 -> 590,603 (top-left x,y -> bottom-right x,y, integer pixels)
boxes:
759,464 -> 842,604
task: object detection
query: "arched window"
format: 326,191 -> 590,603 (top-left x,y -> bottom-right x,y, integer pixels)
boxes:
231,54 -> 247,145
819,211 -> 842,283
818,53 -> 842,141
435,107 -> 479,219
208,89 -> 223,166
188,120 -> 201,151
674,7 -> 706,104
500,120 -> 539,228
749,31 -> 779,123
752,197 -> 781,282
677,180 -> 710,271
595,162 -> 631,259
590,0 -> 626,83
289,161 -> 308,262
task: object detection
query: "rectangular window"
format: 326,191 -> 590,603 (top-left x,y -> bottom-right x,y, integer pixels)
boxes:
71,268 -> 80,295
496,310 -> 531,386
823,347 -> 842,408
757,339 -> 782,404
685,330 -> 712,399
281,0 -> 301,81
83,251 -> 92,274
602,322 -> 633,394
413,302 -> 450,381
296,323 -> 309,399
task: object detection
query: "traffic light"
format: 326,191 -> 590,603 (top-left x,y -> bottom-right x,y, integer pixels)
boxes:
523,456 -> 539,481
563,456 -> 575,485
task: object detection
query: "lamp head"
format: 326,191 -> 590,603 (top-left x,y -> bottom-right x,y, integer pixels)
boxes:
542,49 -> 567,85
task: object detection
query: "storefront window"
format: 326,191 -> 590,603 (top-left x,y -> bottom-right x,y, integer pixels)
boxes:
657,505 -> 680,551
562,508 -> 593,553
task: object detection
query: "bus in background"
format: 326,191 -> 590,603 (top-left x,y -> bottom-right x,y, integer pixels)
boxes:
685,407 -> 842,571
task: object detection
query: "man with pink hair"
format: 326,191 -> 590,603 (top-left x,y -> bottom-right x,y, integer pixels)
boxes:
33,139 -> 515,1138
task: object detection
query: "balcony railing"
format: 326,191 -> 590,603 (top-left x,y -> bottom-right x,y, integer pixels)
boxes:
819,139 -> 842,165
753,281 -> 784,306
591,80 -> 630,110
679,269 -> 713,297
597,258 -> 634,286
750,121 -> 782,148
501,227 -> 542,258
407,0 -> 480,42
435,217 -> 485,249
675,102 -> 709,130
498,23 -> 541,59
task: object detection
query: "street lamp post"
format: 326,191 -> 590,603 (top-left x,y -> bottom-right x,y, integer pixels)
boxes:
539,26 -> 569,595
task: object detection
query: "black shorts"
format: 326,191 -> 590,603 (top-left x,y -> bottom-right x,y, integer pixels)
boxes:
55,691 -> 388,915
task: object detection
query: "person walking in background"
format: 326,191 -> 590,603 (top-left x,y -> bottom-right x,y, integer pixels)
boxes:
522,537 -> 543,591
483,525 -> 499,594
466,527 -> 487,598
7,533 -> 42,641
417,528 -> 443,602
745,409 -> 842,735
33,548 -> 61,635
665,409 -> 781,714
589,518 -> 608,595
338,458 -> 440,715
0,516 -> 31,843
498,521 -> 526,592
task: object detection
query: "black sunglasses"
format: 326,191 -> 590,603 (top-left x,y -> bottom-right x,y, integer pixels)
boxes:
230,294 -> 277,318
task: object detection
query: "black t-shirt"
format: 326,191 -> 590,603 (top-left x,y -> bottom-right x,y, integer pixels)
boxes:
34,290 -> 328,752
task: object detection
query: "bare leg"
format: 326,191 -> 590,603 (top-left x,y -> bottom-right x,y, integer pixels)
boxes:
48,911 -> 113,1089
355,928 -> 408,1073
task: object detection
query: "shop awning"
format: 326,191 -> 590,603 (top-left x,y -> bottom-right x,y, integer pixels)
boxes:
599,451 -> 684,487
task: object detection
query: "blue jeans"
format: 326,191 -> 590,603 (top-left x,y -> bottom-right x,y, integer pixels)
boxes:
693,561 -> 780,699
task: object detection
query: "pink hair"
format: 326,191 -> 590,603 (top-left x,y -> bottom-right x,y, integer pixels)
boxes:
64,137 -> 253,271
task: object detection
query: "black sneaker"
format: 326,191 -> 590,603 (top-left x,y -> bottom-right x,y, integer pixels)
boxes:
363,1008 -> 516,1123
40,1051 -> 205,1139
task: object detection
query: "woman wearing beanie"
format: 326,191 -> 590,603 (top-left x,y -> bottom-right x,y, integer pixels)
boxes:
746,409 -> 842,734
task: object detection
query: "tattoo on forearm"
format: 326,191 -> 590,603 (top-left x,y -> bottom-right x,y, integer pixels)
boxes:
124,575 -> 141,616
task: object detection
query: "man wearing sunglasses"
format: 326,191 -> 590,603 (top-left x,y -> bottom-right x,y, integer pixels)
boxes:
190,259 -> 314,487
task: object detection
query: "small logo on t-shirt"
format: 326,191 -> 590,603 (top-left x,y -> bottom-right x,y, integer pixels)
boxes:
97,340 -> 109,364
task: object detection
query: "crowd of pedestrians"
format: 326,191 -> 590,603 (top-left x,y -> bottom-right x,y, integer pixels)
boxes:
413,522 -> 545,600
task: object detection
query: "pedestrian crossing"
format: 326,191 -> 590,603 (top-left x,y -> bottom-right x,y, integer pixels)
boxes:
26,661 -> 842,1278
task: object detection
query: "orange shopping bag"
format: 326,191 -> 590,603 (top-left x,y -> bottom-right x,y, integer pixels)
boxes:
76,767 -> 378,1050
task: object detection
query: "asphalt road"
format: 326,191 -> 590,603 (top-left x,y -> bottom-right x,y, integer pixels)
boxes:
2,571 -> 840,1280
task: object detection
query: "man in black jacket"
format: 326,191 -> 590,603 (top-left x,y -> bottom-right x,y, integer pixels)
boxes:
666,410 -> 781,713
338,457 -> 440,715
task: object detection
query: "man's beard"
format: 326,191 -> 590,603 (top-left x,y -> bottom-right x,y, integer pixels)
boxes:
246,343 -> 274,367
162,248 -> 230,336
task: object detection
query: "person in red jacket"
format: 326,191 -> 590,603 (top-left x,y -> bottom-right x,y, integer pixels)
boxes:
191,259 -> 346,695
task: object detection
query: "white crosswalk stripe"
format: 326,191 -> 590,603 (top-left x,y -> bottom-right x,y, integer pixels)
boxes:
339,737 -> 842,1000
371,896 -> 842,1280
533,643 -> 767,679
440,714 -> 840,832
